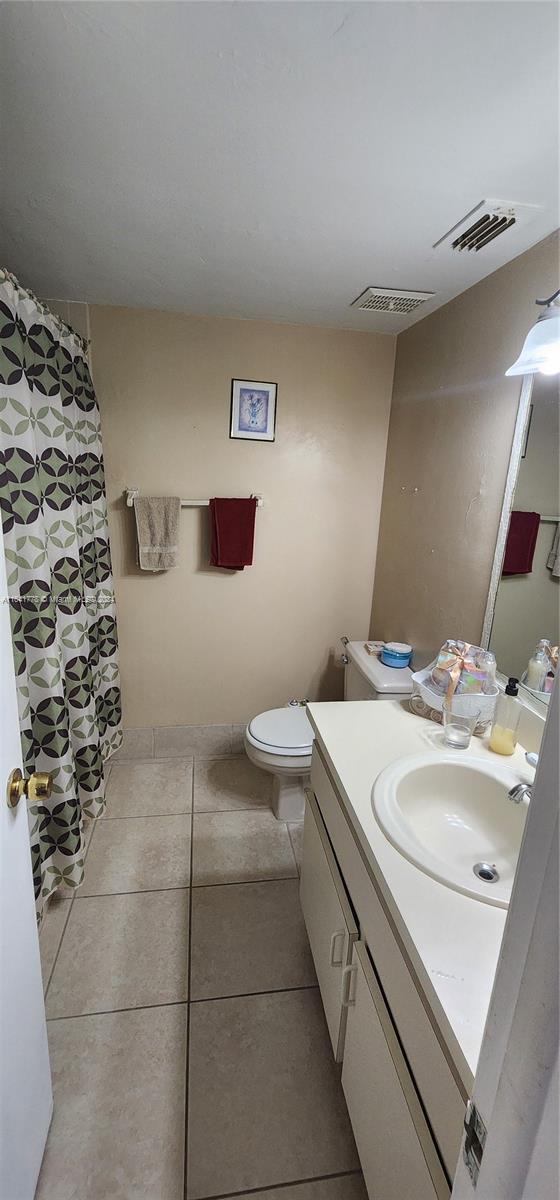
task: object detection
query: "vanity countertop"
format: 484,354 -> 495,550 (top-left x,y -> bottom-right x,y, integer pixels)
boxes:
306,699 -> 535,1092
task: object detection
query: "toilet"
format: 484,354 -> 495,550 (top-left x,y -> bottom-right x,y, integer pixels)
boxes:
245,704 -> 314,822
244,641 -> 414,822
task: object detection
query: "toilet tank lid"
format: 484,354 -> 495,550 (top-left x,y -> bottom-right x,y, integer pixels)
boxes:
248,706 -> 314,750
346,641 -> 413,693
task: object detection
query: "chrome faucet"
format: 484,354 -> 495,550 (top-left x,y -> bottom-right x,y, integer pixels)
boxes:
508,752 -> 538,804
508,782 -> 532,804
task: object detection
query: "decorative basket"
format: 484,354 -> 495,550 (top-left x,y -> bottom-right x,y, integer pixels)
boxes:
410,665 -> 499,732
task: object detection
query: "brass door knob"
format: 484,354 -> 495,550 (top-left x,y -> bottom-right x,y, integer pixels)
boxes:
6,768 -> 53,809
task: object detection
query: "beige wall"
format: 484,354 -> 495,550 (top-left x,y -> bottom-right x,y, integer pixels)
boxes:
370,231 -> 560,667
90,306 -> 395,726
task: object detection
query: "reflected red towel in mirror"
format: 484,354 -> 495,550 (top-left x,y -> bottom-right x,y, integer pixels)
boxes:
502,510 -> 540,575
209,498 -> 257,571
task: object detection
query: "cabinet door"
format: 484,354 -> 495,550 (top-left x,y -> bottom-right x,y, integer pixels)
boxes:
342,943 -> 449,1200
300,790 -> 358,1061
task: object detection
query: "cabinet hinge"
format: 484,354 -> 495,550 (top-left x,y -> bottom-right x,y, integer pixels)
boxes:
463,1099 -> 487,1187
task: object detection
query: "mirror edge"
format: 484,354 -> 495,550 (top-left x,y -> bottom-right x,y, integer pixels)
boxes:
480,371 -> 551,714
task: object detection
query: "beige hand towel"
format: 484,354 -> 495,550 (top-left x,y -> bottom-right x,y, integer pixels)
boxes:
547,523 -> 560,578
133,496 -> 180,571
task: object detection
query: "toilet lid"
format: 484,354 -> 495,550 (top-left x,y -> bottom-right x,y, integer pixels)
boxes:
248,707 -> 314,752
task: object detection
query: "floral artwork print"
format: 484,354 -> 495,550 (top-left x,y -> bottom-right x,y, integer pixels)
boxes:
0,270 -> 122,920
230,378 -> 277,441
238,388 -> 269,433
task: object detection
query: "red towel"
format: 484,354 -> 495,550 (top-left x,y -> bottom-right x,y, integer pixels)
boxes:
209,498 -> 257,571
502,511 -> 540,575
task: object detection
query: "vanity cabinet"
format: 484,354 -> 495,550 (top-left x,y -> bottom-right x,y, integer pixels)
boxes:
300,742 -> 467,1197
342,941 -> 449,1200
299,788 -> 358,1060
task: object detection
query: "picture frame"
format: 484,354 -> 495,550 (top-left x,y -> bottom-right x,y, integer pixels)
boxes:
230,378 -> 277,442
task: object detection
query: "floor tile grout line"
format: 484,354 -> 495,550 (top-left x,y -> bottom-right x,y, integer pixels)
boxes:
110,752 -> 252,765
184,749 -> 196,1200
69,885 -> 192,902
98,806 -> 279,820
286,824 -> 301,877
190,877 -> 302,894
110,763 -> 194,771
192,873 -> 299,888
190,984 -> 319,1006
43,804 -> 101,997
46,999 -> 189,1022
153,754 -> 237,763
43,890 -> 75,1000
50,877 -> 299,904
99,811 -> 193,822
78,884 -> 192,898
193,1167 -> 365,1200
192,805 -> 272,814
107,756 -> 193,776
100,810 -> 193,820
46,984 -> 319,1023
84,816 -> 98,862
108,754 -> 157,766
115,757 -> 235,763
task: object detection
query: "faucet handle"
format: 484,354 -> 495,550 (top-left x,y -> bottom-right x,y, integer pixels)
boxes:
526,752 -> 539,769
509,782 -> 532,804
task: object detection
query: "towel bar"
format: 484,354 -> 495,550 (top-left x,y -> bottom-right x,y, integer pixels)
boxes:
124,488 -> 263,508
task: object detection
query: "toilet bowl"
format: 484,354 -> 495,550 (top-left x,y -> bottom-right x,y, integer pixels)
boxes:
246,644 -> 414,823
244,705 -> 313,822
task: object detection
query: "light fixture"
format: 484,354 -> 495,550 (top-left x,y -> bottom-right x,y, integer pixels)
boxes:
505,288 -> 560,377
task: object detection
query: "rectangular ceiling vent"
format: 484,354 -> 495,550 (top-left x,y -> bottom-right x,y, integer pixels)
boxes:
434,199 -> 541,253
350,287 -> 434,315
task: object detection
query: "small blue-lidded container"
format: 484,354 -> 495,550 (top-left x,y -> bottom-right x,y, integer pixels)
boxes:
380,641 -> 413,669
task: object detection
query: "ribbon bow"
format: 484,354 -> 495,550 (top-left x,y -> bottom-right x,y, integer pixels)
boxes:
437,641 -> 476,702
546,645 -> 558,671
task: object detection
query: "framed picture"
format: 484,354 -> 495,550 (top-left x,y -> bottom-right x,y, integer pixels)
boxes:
230,378 -> 277,442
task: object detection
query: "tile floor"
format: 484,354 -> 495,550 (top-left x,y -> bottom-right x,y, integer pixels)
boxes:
38,747 -> 366,1200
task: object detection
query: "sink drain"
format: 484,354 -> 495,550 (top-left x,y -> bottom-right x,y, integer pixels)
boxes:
473,862 -> 500,884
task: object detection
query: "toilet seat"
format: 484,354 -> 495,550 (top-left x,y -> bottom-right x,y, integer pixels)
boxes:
246,706 -> 314,758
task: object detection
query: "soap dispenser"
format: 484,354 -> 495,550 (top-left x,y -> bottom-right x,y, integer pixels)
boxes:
489,677 -> 521,756
526,640 -> 550,692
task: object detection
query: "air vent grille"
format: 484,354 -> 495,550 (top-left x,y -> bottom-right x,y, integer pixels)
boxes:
351,287 -> 434,314
434,199 -> 541,253
452,208 -> 516,251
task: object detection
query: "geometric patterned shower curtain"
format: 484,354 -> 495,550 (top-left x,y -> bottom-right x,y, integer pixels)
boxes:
0,269 -> 122,920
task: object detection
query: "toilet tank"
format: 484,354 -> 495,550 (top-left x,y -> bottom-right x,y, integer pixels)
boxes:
344,641 -> 413,701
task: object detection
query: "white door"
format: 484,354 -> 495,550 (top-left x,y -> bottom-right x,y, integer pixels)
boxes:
0,535 -> 52,1199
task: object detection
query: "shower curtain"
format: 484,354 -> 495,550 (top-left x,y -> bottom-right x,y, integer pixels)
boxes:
0,269 -> 122,919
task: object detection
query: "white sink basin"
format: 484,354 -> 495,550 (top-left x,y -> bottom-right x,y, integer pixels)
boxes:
373,753 -> 529,907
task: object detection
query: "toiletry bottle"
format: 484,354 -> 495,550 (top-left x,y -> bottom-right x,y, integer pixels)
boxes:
526,640 -> 550,692
489,678 -> 521,756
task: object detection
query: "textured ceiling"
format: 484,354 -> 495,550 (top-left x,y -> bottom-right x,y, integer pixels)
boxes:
0,1 -> 558,332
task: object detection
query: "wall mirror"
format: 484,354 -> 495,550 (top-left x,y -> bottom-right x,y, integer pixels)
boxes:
483,373 -> 559,708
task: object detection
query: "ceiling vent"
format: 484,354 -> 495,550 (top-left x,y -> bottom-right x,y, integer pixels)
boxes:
434,199 -> 542,253
350,287 -> 434,315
